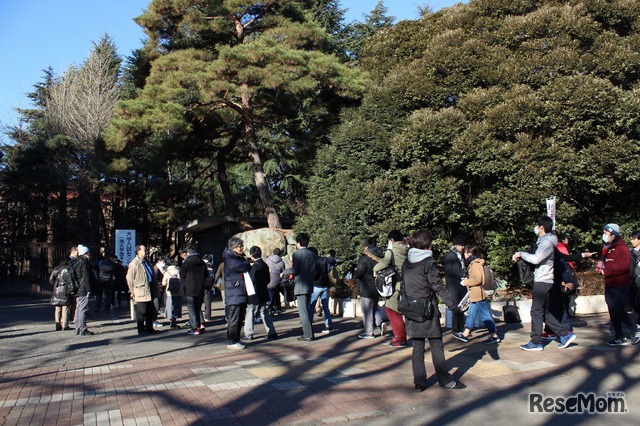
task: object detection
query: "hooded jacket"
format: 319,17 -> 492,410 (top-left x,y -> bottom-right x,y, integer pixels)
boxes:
403,248 -> 458,339
265,254 -> 285,289
519,233 -> 558,284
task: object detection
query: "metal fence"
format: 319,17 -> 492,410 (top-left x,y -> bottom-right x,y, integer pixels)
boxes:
0,243 -> 98,296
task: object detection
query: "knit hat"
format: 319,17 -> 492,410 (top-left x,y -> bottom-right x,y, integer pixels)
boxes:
77,244 -> 90,256
604,223 -> 620,237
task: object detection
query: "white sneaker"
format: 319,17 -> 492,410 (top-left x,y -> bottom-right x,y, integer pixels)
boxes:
153,322 -> 164,328
226,342 -> 246,350
380,322 -> 388,336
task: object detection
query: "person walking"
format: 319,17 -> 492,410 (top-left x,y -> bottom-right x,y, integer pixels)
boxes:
126,245 -> 156,335
513,216 -> 576,351
404,230 -> 465,391
452,245 -> 500,344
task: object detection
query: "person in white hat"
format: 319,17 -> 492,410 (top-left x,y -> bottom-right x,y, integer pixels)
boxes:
73,245 -> 95,335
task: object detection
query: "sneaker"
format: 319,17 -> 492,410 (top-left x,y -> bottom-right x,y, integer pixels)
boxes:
199,324 -> 205,332
541,332 -> 557,340
227,342 -> 246,350
380,322 -> 389,337
557,332 -> 576,349
389,341 -> 408,348
632,336 -> 640,345
185,321 -> 192,327
322,327 -> 337,334
452,332 -> 469,343
441,380 -> 467,389
483,336 -> 501,344
153,321 -> 164,328
187,329 -> 201,335
358,333 -> 375,339
520,341 -> 543,351
608,337 -> 629,346
244,334 -> 254,340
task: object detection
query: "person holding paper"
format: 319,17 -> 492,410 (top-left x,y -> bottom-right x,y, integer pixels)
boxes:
223,237 -> 251,349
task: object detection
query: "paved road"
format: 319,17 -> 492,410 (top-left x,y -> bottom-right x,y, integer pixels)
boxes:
0,296 -> 638,425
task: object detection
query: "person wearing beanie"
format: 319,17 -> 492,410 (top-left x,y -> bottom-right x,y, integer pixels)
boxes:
73,244 -> 95,336
597,223 -> 639,345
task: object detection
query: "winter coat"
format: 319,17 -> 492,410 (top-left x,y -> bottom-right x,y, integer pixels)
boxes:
126,257 -> 152,303
462,257 -> 487,303
403,248 -> 458,339
520,233 -> 558,284
163,265 -> 183,297
49,260 -> 76,306
443,248 -> 466,301
631,248 -> 640,288
96,258 -> 115,283
248,258 -> 271,305
291,247 -> 316,295
265,254 -> 285,289
223,248 -> 251,305
180,253 -> 208,297
73,255 -> 94,298
373,242 -> 409,312
355,247 -> 383,300
599,238 -> 631,288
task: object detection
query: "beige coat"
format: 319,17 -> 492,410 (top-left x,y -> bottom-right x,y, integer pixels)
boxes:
462,258 -> 487,303
126,257 -> 152,302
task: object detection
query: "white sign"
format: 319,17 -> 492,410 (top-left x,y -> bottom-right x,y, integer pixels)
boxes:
546,197 -> 556,230
115,229 -> 136,266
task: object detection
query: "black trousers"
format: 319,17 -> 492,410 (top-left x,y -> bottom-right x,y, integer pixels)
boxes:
531,281 -> 568,344
543,283 -> 564,334
135,300 -> 155,332
203,289 -> 213,320
605,287 -> 635,339
447,283 -> 466,333
227,304 -> 246,344
412,337 -> 453,386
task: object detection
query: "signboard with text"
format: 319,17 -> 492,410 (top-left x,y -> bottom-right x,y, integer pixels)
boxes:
115,229 -> 136,266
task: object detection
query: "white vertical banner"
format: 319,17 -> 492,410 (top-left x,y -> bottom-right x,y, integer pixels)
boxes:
115,229 -> 136,266
546,197 -> 556,230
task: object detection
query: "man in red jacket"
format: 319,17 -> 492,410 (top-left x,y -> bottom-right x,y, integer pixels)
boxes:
597,223 -> 640,345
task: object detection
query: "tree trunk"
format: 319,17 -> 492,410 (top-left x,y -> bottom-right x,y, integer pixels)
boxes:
240,83 -> 282,229
218,124 -> 252,230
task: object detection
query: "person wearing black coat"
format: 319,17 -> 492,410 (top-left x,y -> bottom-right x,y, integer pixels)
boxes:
287,233 -> 317,341
354,238 -> 384,339
179,244 -> 208,335
244,246 -> 278,340
403,230 -> 465,392
73,245 -> 95,336
223,238 -> 251,349
443,235 -> 467,334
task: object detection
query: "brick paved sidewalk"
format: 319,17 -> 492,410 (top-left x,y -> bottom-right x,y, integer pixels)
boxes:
0,298 -> 639,425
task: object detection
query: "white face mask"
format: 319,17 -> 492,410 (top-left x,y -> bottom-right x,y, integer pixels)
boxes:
602,233 -> 611,244
387,240 -> 393,250
533,226 -> 540,236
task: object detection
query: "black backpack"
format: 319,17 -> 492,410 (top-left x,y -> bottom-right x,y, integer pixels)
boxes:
517,243 -> 537,286
49,262 -> 78,305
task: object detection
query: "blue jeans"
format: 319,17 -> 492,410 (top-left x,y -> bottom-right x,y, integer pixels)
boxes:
309,286 -> 332,328
464,300 -> 496,334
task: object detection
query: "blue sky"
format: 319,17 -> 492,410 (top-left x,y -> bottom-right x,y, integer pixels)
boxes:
0,1 -> 466,137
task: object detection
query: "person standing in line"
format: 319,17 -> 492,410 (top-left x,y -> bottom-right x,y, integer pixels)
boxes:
73,245 -> 95,336
50,253 -> 77,331
94,253 -> 115,313
215,261 -> 228,322
513,215 -> 576,351
162,260 -> 183,329
287,233 -> 316,342
152,255 -> 167,328
354,237 -> 384,339
265,248 -> 286,316
444,235 -> 467,338
223,237 -> 251,349
244,246 -> 278,340
629,230 -> 640,343
597,224 -> 639,346
202,255 -> 215,322
374,230 -> 410,347
404,230 -> 466,391
68,246 -> 79,324
126,245 -> 156,335
180,244 -> 208,335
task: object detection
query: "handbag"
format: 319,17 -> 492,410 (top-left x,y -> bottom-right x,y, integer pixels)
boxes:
397,281 -> 436,323
502,299 -> 521,323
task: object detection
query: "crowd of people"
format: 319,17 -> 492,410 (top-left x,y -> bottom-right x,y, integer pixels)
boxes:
48,217 -> 640,392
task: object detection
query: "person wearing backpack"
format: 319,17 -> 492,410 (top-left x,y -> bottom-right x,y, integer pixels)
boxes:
308,247 -> 336,334
162,261 -> 183,328
452,245 -> 500,344
513,216 -> 576,351
354,237 -> 384,339
373,230 -> 409,347
50,257 -> 78,331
